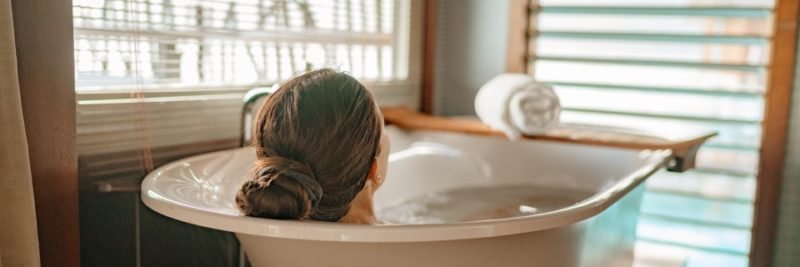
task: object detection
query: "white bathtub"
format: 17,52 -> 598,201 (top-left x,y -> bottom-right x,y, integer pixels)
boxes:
141,125 -> 673,267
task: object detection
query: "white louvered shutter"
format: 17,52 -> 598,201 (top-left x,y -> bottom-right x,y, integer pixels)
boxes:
529,0 -> 774,266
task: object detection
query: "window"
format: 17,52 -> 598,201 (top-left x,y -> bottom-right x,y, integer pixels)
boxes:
72,0 -> 422,184
528,0 -> 774,266
73,0 -> 417,89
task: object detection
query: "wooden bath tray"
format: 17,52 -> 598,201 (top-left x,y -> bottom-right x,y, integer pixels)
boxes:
382,107 -> 716,173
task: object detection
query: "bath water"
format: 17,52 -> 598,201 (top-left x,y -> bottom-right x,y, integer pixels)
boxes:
378,184 -> 595,224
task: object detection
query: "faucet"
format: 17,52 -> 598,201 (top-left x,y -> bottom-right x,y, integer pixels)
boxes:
240,84 -> 279,147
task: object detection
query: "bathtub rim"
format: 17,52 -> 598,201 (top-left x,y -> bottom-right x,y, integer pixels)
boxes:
141,143 -> 670,243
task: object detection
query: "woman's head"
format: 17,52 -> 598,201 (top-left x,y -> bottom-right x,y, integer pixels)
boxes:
236,69 -> 386,222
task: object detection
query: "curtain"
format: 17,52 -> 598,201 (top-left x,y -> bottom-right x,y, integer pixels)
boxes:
0,0 -> 41,266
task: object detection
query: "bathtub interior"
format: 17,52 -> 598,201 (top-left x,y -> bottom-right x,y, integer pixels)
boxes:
143,125 -> 664,221
375,126 -> 663,210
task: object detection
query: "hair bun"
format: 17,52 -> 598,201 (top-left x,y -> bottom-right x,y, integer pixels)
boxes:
255,156 -> 323,206
236,156 -> 323,220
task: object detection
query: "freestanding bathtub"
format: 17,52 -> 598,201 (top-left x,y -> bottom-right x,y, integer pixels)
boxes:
140,119 -> 710,266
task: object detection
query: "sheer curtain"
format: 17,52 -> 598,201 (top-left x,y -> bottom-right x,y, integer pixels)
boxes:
0,0 -> 41,266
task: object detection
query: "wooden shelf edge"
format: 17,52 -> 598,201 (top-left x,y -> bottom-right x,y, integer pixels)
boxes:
382,107 -> 717,172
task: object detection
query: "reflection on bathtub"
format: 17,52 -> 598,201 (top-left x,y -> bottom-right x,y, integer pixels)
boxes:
389,142 -> 463,162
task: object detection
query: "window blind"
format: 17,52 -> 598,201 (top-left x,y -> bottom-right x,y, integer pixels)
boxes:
73,0 -> 421,189
529,1 -> 773,266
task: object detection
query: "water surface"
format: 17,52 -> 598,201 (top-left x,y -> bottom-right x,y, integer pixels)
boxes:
378,184 -> 594,224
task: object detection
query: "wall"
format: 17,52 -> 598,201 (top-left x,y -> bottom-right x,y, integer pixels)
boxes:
11,0 -> 80,265
433,0 -> 509,116
773,29 -> 800,267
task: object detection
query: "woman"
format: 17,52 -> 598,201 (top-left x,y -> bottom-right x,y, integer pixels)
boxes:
236,69 -> 390,224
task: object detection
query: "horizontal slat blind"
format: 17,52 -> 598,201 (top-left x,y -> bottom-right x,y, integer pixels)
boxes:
76,88 -> 245,188
73,0 -> 410,88
73,0 -> 418,190
530,1 -> 774,266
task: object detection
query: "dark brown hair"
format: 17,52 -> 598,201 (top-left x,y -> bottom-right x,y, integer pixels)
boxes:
236,69 -> 383,221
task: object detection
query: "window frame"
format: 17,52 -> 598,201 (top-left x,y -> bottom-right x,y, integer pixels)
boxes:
72,0 -> 425,110
72,0 -> 425,164
751,1 -> 800,266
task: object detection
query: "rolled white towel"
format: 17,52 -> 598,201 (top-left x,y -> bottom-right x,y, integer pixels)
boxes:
474,74 -> 561,139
